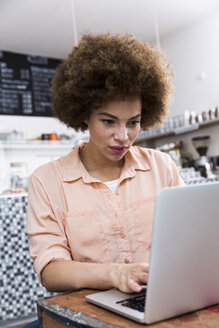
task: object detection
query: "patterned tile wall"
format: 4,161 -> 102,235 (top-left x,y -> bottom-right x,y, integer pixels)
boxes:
0,195 -> 53,322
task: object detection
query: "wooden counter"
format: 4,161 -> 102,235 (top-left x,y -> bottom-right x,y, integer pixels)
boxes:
37,289 -> 219,327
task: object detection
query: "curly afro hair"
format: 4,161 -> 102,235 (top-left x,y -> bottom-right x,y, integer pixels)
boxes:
51,33 -> 173,131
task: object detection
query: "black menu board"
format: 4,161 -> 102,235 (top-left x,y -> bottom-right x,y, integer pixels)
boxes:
0,50 -> 61,117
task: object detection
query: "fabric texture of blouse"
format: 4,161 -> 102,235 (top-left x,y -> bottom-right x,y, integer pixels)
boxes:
26,142 -> 185,281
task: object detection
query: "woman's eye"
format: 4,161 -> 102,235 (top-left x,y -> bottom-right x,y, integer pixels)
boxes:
102,119 -> 115,125
128,120 -> 140,127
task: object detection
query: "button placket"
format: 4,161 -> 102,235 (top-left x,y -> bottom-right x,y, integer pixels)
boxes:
115,194 -> 134,263
103,184 -> 133,264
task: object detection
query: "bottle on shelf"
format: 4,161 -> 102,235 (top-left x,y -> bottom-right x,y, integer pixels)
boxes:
9,162 -> 29,193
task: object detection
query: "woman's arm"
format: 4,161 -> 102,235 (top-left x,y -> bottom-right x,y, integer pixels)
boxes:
41,260 -> 149,293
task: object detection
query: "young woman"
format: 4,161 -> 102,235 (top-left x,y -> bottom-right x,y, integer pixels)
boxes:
26,33 -> 184,294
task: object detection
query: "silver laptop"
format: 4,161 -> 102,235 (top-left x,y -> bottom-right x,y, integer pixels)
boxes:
86,183 -> 219,324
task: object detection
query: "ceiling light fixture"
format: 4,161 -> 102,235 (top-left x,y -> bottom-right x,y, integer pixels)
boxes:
152,0 -> 161,49
70,0 -> 78,46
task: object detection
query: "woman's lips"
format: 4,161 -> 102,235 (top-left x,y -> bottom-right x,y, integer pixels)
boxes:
109,146 -> 128,154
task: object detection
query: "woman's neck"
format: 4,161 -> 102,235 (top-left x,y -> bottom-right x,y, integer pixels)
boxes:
79,143 -> 124,182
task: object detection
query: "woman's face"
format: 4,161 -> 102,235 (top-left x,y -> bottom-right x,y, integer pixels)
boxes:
85,98 -> 142,163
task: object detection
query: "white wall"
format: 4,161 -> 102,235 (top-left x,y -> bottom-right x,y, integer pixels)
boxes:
155,11 -> 219,157
162,11 -> 219,115
0,114 -> 84,140
0,115 -> 74,139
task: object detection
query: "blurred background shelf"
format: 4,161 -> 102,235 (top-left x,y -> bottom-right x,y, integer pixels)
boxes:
0,141 -> 75,150
136,117 -> 219,143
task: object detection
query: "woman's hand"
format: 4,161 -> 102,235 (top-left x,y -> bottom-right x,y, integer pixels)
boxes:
110,262 -> 149,293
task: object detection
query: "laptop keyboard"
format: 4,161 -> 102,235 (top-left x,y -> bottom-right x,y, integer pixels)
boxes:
116,293 -> 146,312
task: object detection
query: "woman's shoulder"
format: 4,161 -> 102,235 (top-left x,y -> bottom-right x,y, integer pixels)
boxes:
30,150 -> 74,181
131,146 -> 184,186
31,160 -> 55,179
131,145 -> 171,163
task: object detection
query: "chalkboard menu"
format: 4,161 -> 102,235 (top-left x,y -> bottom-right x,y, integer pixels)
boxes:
0,50 -> 61,116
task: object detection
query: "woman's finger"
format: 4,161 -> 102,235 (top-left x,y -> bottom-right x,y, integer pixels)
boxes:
139,263 -> 149,272
139,272 -> 148,284
127,278 -> 143,293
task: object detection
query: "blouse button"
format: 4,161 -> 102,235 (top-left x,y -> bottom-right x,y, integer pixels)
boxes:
120,233 -> 125,239
125,258 -> 129,264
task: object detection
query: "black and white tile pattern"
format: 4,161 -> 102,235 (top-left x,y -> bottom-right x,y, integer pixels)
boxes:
0,195 -> 53,322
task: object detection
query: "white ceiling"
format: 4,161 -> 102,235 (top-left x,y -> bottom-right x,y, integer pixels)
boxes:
0,0 -> 219,59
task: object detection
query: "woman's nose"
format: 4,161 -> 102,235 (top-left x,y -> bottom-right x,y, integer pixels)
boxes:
114,125 -> 128,142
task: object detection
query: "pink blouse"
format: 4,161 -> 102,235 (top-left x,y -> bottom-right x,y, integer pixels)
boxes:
26,143 -> 184,281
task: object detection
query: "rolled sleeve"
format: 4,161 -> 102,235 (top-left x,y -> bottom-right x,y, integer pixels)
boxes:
26,173 -> 72,282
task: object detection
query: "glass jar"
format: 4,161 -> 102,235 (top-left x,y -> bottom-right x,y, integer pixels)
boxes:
9,162 -> 28,193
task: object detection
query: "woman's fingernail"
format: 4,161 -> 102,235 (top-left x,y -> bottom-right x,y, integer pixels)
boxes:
135,285 -> 142,292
